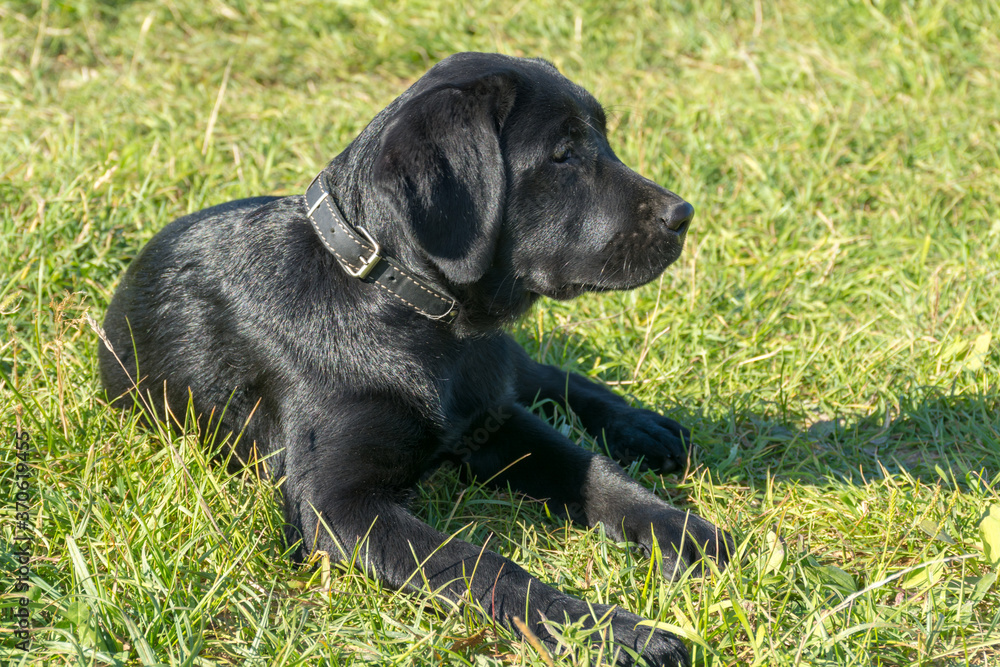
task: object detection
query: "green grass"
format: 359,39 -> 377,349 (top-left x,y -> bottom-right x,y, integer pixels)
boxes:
2,0 -> 999,664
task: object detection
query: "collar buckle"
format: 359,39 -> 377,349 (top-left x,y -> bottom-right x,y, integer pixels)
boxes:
345,226 -> 381,279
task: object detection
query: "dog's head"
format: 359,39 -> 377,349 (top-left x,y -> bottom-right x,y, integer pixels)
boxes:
369,53 -> 693,326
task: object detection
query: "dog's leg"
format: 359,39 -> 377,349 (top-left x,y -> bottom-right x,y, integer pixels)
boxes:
283,402 -> 689,667
299,490 -> 688,665
460,404 -> 731,576
509,341 -> 690,472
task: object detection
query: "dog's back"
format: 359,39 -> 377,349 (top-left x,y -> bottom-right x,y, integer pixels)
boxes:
100,196 -> 281,444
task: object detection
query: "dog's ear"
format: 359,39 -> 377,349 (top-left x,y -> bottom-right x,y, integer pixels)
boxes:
374,71 -> 516,284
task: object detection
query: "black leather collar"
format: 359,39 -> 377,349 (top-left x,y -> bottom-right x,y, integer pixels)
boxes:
305,174 -> 457,321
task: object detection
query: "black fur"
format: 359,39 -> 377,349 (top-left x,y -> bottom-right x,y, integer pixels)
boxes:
100,53 -> 729,666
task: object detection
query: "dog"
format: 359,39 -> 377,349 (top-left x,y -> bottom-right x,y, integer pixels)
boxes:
100,52 -> 730,666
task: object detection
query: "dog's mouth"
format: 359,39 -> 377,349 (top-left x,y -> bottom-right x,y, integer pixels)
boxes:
523,225 -> 689,301
540,276 -> 659,301
541,282 -> 610,300
540,252 -> 686,301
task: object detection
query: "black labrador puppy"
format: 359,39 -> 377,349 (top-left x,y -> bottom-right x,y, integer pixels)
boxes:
100,52 -> 729,666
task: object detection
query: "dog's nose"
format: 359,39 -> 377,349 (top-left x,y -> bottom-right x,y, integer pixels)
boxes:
661,201 -> 694,232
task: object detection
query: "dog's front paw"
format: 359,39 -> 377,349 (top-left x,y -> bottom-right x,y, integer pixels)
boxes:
536,599 -> 689,667
630,506 -> 734,579
599,408 -> 690,473
600,605 -> 690,667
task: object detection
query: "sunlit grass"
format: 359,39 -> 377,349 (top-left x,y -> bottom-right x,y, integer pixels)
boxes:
2,0 -> 999,664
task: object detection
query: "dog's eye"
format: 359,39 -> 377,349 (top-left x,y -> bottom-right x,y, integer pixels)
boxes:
551,143 -> 574,163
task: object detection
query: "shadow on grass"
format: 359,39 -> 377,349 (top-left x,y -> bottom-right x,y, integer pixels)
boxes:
684,388 -> 999,490
515,328 -> 999,490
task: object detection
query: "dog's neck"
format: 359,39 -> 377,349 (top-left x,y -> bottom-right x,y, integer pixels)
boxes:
310,164 -> 542,335
305,172 -> 459,322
